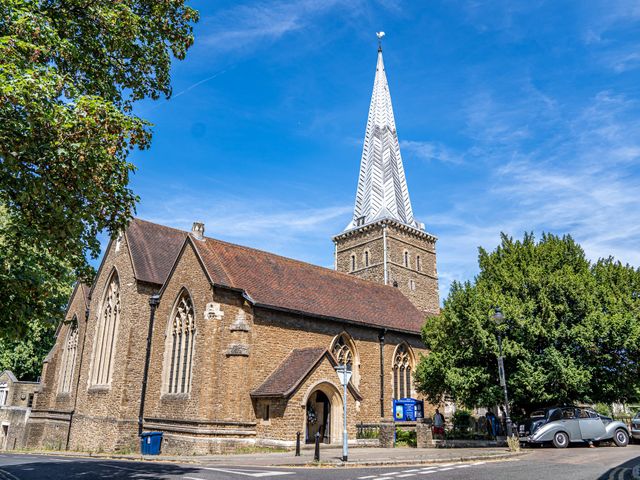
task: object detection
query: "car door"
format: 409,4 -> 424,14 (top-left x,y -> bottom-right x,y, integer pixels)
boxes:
559,407 -> 582,441
578,409 -> 606,440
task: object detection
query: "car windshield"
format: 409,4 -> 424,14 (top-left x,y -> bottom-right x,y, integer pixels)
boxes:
634,412 -> 640,420
530,410 -> 545,418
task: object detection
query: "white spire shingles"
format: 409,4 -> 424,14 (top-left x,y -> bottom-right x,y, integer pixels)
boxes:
346,47 -> 422,232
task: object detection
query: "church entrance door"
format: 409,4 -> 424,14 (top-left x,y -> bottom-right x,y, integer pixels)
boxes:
306,390 -> 331,444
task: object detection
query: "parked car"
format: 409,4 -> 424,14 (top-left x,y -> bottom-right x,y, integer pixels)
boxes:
518,406 -> 630,448
631,412 -> 640,443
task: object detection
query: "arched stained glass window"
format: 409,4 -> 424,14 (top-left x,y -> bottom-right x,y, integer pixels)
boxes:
91,272 -> 120,386
393,343 -> 413,399
332,335 -> 353,368
166,292 -> 196,394
331,332 -> 360,387
59,319 -> 79,393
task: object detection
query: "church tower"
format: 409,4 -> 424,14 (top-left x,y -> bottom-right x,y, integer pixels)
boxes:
333,42 -> 439,315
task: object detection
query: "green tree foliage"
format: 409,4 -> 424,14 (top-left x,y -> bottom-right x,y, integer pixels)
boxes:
0,1 -> 198,339
0,206 -> 73,378
415,233 -> 640,414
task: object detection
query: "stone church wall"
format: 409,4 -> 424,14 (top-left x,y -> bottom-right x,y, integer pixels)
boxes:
24,230 -> 433,455
25,282 -> 88,450
66,235 -> 156,453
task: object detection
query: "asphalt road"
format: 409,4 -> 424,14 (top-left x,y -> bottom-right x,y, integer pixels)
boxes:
1,445 -> 639,480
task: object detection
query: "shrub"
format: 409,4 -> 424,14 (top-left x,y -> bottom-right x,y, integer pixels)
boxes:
395,428 -> 417,447
452,409 -> 472,435
594,403 -> 612,417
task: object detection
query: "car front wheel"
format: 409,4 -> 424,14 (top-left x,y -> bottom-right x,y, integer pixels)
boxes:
613,429 -> 629,447
553,431 -> 569,448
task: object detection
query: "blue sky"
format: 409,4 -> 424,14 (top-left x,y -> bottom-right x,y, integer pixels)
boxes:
124,0 -> 640,300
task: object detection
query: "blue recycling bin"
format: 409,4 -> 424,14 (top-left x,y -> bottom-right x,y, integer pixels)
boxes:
140,431 -> 163,455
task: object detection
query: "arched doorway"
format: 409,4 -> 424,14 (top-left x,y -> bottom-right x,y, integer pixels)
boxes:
304,382 -> 342,444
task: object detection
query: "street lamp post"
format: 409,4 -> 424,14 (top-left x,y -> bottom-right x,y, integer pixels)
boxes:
335,361 -> 352,462
492,307 -> 513,437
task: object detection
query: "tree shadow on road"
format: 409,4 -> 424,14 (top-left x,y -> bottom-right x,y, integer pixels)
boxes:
0,458 -> 203,479
597,454 -> 640,480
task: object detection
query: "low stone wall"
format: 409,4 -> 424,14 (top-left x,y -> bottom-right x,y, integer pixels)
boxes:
0,407 -> 31,450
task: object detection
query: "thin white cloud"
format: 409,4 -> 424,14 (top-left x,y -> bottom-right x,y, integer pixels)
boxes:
401,140 -> 465,165
429,87 -> 640,300
200,0 -> 398,54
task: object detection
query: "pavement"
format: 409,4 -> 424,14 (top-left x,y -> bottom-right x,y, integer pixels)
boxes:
1,444 -> 640,479
7,446 -> 522,468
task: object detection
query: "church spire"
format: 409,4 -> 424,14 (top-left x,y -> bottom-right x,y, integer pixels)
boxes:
346,39 -> 422,232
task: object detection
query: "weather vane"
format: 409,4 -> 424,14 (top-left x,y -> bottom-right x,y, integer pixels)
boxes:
376,31 -> 385,50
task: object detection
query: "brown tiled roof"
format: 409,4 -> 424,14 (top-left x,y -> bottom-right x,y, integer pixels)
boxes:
251,347 -> 326,398
194,236 -> 426,334
126,218 -> 426,334
126,219 -> 187,285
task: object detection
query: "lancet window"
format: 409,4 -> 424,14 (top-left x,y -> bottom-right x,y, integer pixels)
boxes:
393,343 -> 413,399
90,272 -> 120,386
59,319 -> 79,393
166,292 -> 196,394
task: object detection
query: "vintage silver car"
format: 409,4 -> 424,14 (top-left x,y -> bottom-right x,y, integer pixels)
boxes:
631,411 -> 640,442
518,406 -> 630,448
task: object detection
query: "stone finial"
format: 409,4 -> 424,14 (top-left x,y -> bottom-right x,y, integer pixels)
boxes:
192,222 -> 205,241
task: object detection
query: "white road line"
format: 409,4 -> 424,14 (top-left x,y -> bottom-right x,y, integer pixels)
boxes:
438,467 -> 455,472
202,467 -> 295,478
401,469 -> 421,473
386,473 -> 402,476
396,474 -> 416,478
358,476 -> 378,479
184,477 -> 207,480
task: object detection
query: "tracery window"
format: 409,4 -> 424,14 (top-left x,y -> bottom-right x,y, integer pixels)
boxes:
166,292 -> 196,394
331,332 -> 360,387
91,272 -> 120,386
332,335 -> 353,368
393,343 -> 413,399
59,319 -> 79,393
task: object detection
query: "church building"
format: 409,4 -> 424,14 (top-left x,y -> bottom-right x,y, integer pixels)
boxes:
24,45 -> 440,454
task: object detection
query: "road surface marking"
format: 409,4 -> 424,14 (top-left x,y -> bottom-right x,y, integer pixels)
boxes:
184,477 -> 207,480
358,476 -> 378,479
202,467 -> 295,477
396,474 -> 416,478
402,469 -> 421,473
0,469 -> 20,480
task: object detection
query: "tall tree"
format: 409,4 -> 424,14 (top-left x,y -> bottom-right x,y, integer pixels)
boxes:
414,233 -> 640,415
0,0 -> 198,339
